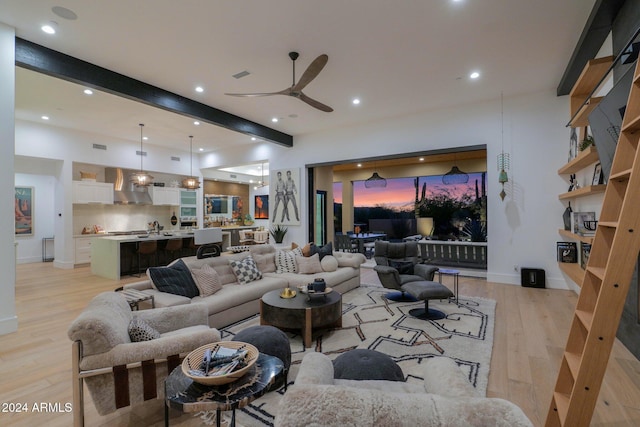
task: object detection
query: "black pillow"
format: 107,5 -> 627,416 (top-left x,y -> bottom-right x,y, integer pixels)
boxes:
310,242 -> 333,260
389,260 -> 414,275
148,259 -> 199,298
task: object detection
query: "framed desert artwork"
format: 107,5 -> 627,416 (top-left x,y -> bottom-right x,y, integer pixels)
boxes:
15,186 -> 34,236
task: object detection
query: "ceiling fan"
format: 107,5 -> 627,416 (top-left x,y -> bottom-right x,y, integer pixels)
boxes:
225,51 -> 333,112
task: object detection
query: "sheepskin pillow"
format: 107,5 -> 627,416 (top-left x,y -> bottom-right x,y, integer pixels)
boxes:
296,253 -> 323,274
128,318 -> 160,342
276,247 -> 303,273
320,255 -> 339,272
147,259 -> 199,298
190,263 -> 223,297
310,242 -> 333,260
229,256 -> 262,284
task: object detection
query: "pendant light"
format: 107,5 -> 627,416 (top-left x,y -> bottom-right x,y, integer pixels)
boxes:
131,123 -> 154,186
497,92 -> 510,201
182,135 -> 201,189
254,162 -> 267,190
442,153 -> 469,185
364,161 -> 387,188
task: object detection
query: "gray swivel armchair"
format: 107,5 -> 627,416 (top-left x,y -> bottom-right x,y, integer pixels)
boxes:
373,240 -> 439,301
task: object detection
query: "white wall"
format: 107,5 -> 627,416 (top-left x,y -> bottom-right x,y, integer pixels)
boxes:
0,22 -> 17,334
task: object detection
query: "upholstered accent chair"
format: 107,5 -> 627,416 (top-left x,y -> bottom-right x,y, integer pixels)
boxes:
373,240 -> 439,301
68,291 -> 220,427
275,352 -> 534,427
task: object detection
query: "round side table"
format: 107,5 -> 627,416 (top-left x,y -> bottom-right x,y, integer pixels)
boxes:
437,268 -> 460,303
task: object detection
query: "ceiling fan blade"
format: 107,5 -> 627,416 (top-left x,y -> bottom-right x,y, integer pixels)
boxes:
225,88 -> 291,97
299,92 -> 333,112
292,54 -> 328,92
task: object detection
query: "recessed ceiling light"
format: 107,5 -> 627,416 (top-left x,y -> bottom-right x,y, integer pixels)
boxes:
419,157 -> 425,161
195,86 -> 204,93
199,148 -> 204,151
470,71 -> 480,79
41,23 -> 57,34
251,137 -> 257,141
41,115 -> 50,120
352,98 -> 361,105
271,117 -> 279,123
357,163 -> 362,167
143,136 -> 148,141
193,121 -> 200,126
83,89 -> 93,95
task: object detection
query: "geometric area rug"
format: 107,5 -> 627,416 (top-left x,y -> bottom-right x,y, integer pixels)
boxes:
197,283 -> 496,426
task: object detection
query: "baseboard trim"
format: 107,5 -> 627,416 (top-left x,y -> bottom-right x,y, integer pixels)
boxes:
0,315 -> 18,335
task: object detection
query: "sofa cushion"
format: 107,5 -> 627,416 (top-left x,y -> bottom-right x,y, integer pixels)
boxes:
229,256 -> 262,285
310,242 -> 333,260
389,260 -> 415,275
190,263 -> 223,297
249,245 -> 277,273
321,255 -> 339,272
297,253 -> 323,274
147,259 -> 200,298
276,247 -> 303,273
128,317 -> 160,342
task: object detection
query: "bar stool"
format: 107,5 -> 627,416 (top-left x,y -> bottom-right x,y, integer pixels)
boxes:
162,238 -> 183,265
136,240 -> 158,274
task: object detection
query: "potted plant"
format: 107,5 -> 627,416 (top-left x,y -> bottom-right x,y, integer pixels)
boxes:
269,224 -> 288,243
243,214 -> 254,226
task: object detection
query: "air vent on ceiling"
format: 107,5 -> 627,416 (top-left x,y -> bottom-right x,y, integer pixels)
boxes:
171,156 -> 180,161
230,174 -> 237,178
136,150 -> 147,156
232,70 -> 251,79
92,143 -> 107,150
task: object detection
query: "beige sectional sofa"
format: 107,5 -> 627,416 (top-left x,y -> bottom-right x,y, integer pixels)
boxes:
123,244 -> 366,328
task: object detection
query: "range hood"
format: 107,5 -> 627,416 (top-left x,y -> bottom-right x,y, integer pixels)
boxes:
105,168 -> 153,205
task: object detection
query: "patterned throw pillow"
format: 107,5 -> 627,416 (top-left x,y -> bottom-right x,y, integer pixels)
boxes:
296,253 -> 324,274
147,259 -> 200,298
229,256 -> 262,285
276,247 -> 303,273
128,318 -> 160,342
191,264 -> 223,297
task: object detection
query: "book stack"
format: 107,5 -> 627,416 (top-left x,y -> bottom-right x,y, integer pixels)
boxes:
572,211 -> 597,236
557,242 -> 578,263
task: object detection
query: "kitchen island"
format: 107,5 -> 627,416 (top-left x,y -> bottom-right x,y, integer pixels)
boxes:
91,232 -> 198,280
90,226 -> 257,279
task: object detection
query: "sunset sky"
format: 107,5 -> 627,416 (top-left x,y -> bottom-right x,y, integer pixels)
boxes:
334,173 -> 485,210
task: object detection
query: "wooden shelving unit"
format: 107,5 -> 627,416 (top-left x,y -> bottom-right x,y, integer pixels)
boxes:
557,262 -> 585,287
568,55 -> 613,126
557,184 -> 606,200
557,146 -> 599,175
558,229 -> 594,244
546,59 -> 640,427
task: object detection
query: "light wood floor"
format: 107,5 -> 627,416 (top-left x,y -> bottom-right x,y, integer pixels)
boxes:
2,263 -> 640,426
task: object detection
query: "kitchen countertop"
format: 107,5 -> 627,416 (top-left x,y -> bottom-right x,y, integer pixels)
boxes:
98,232 -> 195,243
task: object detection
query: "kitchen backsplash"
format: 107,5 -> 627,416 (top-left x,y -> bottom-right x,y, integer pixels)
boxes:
73,204 -> 180,234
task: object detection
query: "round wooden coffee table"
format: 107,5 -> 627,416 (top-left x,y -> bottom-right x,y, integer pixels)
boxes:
260,289 -> 342,348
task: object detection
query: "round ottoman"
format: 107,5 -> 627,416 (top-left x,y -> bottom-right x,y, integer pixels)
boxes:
333,349 -> 404,381
232,325 -> 291,390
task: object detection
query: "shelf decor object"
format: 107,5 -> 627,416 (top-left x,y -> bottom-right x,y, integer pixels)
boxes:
497,92 -> 509,201
130,123 -> 154,186
182,135 -> 201,189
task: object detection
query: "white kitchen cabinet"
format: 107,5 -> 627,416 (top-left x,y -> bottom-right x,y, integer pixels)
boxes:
72,181 -> 114,204
75,236 -> 93,264
149,186 -> 180,205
